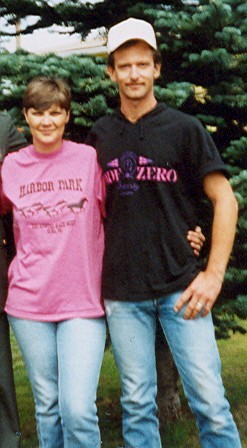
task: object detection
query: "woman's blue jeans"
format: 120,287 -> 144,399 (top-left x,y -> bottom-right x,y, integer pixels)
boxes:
9,316 -> 106,448
105,292 -> 242,448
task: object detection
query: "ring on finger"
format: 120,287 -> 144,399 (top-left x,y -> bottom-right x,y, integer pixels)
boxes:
196,301 -> 203,310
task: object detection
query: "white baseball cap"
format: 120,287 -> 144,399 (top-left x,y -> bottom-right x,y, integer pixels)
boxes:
107,18 -> 157,54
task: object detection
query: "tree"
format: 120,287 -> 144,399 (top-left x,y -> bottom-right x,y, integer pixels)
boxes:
0,0 -> 246,424
0,0 -> 165,41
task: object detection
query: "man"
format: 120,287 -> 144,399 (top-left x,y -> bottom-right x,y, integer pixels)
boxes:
87,18 -> 241,448
0,112 -> 26,448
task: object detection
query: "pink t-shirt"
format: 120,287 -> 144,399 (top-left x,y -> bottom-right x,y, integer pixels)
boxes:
1,141 -> 105,321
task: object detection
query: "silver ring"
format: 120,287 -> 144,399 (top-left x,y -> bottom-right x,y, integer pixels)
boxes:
196,301 -> 203,310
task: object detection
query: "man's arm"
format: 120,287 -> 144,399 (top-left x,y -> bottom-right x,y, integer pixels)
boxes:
174,172 -> 238,319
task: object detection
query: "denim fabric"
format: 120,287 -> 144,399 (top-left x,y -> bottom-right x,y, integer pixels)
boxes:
9,316 -> 106,448
105,292 -> 242,448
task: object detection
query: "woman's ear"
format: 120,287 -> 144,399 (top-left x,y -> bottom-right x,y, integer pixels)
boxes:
65,110 -> 70,123
23,108 -> 29,125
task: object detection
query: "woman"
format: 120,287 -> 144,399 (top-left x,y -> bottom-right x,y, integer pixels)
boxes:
0,77 -> 106,448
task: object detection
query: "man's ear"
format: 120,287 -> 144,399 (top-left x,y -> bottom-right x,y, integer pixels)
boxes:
154,63 -> 161,80
106,65 -> 116,82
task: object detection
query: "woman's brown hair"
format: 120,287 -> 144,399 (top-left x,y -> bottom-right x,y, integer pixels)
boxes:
23,77 -> 71,112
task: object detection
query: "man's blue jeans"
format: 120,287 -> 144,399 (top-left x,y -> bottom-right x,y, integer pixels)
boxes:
105,292 -> 242,448
9,316 -> 106,448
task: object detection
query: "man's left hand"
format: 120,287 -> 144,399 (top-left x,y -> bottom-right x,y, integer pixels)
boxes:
174,270 -> 223,319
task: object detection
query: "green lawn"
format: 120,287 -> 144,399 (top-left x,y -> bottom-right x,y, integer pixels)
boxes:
12,321 -> 247,448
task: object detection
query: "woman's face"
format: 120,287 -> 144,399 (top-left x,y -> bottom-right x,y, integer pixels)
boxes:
24,104 -> 70,153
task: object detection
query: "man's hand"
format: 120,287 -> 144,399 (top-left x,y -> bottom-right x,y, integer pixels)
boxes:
174,270 -> 223,319
187,226 -> 205,257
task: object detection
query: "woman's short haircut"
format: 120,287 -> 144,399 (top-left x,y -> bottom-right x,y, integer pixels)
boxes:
23,77 -> 71,112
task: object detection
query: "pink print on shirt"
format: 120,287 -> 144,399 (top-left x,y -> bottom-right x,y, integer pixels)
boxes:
105,150 -> 178,196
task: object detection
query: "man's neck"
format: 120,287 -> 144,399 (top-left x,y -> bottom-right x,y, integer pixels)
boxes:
120,97 -> 157,123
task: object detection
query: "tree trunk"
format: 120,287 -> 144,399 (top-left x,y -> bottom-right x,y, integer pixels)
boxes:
155,322 -> 181,424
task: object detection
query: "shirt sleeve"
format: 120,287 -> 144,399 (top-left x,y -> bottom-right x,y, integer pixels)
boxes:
185,117 -> 228,182
6,116 -> 27,154
0,162 -> 12,215
94,157 -> 106,218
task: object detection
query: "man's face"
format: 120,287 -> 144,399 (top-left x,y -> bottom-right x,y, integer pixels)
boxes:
107,41 -> 161,102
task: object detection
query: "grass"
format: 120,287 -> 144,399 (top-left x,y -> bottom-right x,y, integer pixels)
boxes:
11,320 -> 247,448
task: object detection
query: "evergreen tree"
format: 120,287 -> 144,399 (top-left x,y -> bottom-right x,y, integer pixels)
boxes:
0,50 -> 115,141
0,0 -> 165,39
1,0 -> 245,337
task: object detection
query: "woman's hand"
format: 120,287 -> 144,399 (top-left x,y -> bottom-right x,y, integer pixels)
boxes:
187,226 -> 205,257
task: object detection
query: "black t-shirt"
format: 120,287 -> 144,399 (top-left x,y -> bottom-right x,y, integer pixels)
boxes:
87,103 -> 228,301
